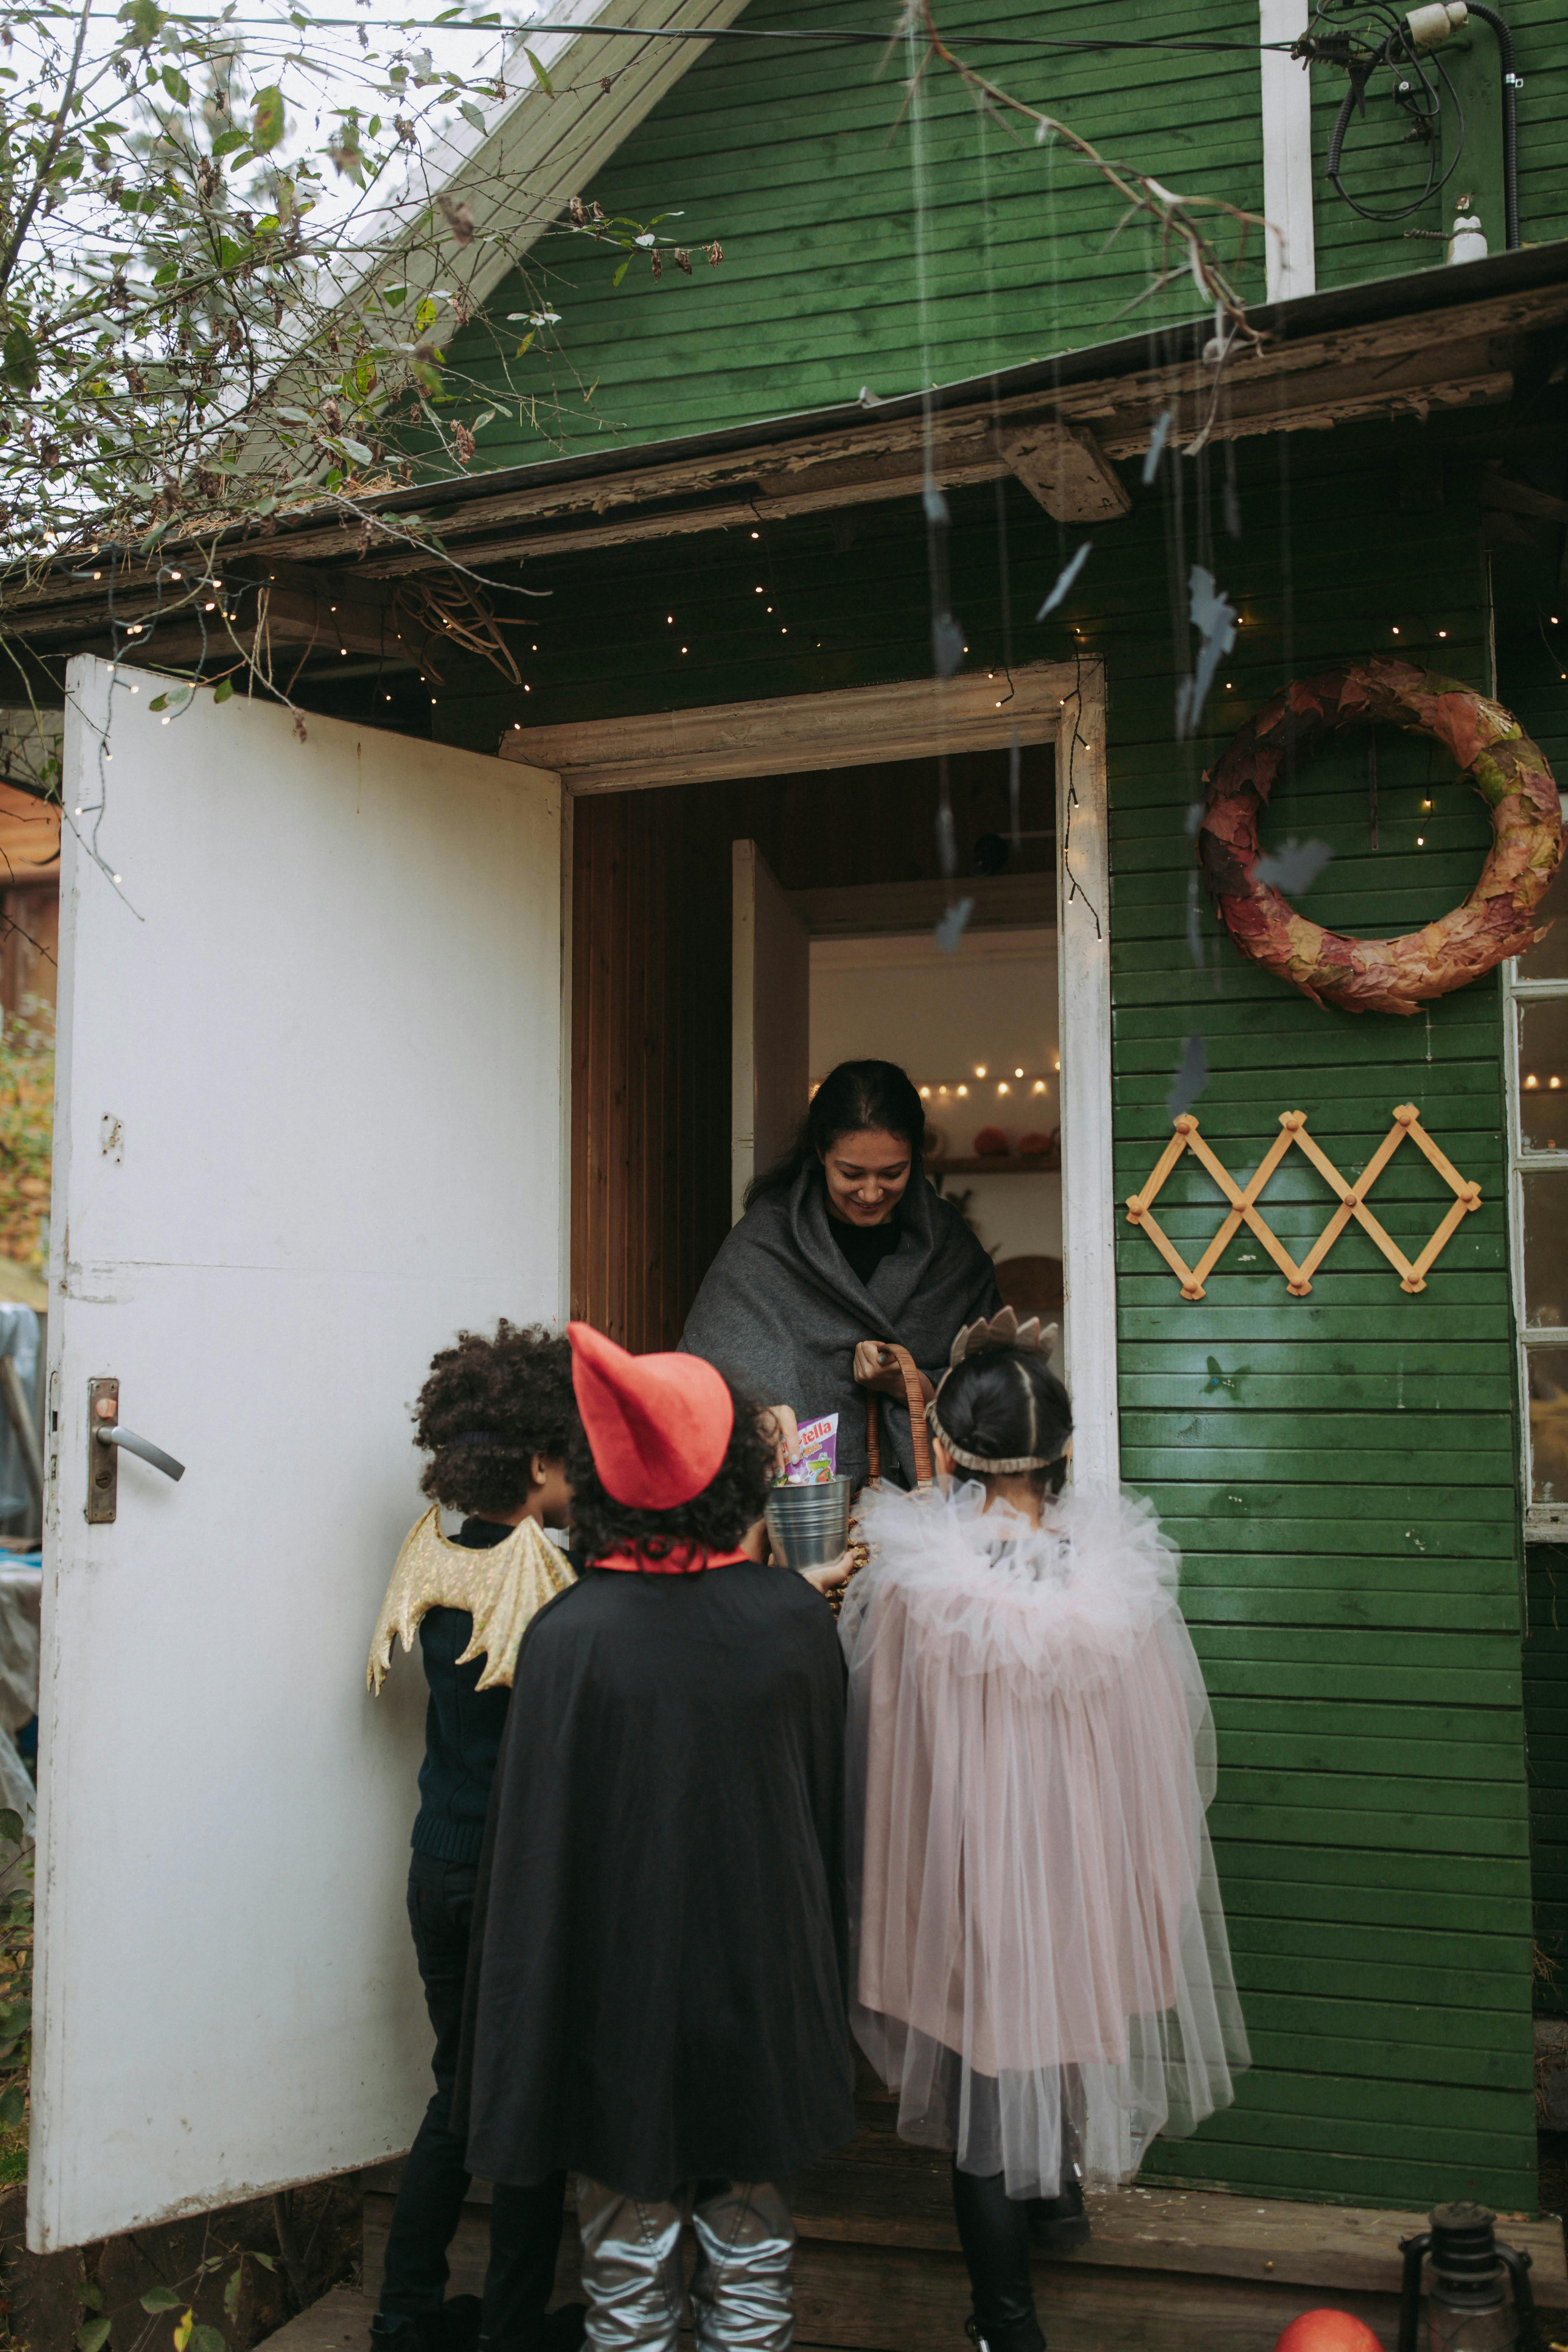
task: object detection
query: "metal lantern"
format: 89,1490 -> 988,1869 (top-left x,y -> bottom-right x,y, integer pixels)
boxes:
1397,2202 -> 1538,2351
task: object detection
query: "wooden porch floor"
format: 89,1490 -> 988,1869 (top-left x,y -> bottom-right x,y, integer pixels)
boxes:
359,2083 -> 1568,2352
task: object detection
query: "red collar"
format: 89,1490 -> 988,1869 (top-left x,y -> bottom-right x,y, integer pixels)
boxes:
592,1543 -> 752,1576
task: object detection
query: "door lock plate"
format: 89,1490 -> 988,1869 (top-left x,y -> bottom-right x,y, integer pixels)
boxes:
86,1378 -> 118,1524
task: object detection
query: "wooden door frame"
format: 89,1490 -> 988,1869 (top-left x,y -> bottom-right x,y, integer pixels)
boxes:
505,658 -> 1118,1487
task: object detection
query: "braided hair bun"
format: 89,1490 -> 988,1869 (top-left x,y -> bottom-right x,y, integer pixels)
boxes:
934,1349 -> 1073,1497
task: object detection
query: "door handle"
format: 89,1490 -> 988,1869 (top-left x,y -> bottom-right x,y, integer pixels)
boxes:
85,1377 -> 185,1522
95,1426 -> 185,1483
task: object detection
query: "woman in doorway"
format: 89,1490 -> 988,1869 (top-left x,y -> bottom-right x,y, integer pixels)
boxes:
680,1060 -> 1000,1490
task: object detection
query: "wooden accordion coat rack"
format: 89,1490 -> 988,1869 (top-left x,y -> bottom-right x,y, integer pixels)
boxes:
1125,1105 -> 1481,1301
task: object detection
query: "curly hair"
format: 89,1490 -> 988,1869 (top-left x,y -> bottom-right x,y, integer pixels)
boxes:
414,1321 -> 577,1519
567,1378 -> 775,1566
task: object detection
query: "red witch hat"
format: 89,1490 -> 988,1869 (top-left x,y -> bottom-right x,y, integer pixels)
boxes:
569,1323 -> 734,1510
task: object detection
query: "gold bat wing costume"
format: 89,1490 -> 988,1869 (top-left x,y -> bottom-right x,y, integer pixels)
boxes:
367,1507 -> 576,1695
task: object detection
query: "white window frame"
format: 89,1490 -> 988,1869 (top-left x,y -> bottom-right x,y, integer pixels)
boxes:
506,658 -> 1120,1489
1504,872 -> 1568,1540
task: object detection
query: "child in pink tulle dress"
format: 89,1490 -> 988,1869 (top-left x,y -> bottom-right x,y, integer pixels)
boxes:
839,1314 -> 1248,2352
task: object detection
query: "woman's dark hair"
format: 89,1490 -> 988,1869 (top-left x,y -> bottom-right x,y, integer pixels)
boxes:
414,1321 -> 577,1519
744,1058 -> 926,1210
568,1379 -> 775,1566
935,1349 -> 1074,1498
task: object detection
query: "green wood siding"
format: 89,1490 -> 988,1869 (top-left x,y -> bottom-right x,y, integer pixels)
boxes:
1105,434 -> 1532,2209
1528,1550 -> 1568,2011
438,0 -> 1566,478
444,0 -> 1270,470
410,412 -> 1539,2207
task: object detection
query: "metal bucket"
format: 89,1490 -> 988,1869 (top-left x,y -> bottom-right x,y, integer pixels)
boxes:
765,1475 -> 852,1570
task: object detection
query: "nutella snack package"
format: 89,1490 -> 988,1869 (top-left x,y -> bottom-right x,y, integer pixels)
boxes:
787,1414 -> 839,1484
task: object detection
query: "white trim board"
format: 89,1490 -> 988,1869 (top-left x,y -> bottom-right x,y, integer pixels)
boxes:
502,662 -> 1086,794
509,661 -> 1120,1489
1260,0 -> 1318,302
250,0 -> 750,454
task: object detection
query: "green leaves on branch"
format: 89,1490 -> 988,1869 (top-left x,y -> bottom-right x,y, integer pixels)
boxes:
141,2289 -> 183,2313
117,0 -> 165,48
250,88 -> 284,153
0,1 -> 719,573
2,327 -> 39,396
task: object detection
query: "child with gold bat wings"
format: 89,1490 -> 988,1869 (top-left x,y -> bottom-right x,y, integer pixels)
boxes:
367,1321 -> 586,2352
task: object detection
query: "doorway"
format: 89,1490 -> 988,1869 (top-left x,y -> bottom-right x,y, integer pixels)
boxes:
554,659 -> 1115,1478
569,744 -> 1053,1345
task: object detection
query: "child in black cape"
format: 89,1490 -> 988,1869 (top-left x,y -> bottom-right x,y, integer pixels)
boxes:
460,1323 -> 856,2352
366,1322 -> 587,2352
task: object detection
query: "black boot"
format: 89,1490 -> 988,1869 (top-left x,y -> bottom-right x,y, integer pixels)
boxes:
964,2314 -> 1046,2352
372,2302 -> 482,2352
1029,2168 -> 1089,2255
952,2166 -> 1047,2352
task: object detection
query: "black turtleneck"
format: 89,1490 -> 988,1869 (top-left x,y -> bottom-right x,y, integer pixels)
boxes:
830,1210 -> 901,1288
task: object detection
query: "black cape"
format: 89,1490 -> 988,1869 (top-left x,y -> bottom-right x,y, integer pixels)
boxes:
679,1167 -> 1001,1490
460,1560 -> 857,2199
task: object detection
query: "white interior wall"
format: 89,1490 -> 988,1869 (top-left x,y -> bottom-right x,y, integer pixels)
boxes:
809,928 -> 1061,1266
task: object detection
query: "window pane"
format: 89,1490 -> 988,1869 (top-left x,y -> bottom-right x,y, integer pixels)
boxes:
1529,1348 -> 1568,1505
1517,826 -> 1568,978
1522,1171 -> 1568,1328
1519,999 -> 1568,1150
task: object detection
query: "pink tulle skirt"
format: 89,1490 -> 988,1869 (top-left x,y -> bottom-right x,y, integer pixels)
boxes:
841,1479 -> 1248,2198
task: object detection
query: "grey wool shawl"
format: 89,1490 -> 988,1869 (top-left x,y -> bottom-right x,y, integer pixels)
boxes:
679,1167 -> 1002,1491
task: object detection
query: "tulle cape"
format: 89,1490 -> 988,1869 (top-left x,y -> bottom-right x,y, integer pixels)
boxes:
840,1479 -> 1248,2197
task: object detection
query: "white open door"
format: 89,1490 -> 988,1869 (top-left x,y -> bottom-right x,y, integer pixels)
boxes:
30,656 -> 563,2250
731,840 -> 809,1223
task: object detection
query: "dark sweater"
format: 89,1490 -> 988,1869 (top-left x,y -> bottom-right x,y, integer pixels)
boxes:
411,1517 -> 518,1866
829,1210 -> 901,1288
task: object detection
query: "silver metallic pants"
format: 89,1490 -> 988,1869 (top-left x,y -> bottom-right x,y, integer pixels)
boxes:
574,2176 -> 795,2352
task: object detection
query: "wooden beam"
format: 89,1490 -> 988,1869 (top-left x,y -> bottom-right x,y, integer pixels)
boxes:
1000,422 -> 1131,522
498,660 -> 1078,793
1480,468 -> 1568,526
26,556 -> 443,676
7,277 -> 1565,636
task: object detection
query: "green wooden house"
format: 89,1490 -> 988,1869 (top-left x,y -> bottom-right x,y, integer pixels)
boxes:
15,0 -> 1568,2339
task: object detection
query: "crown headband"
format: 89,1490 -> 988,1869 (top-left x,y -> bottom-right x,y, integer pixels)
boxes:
946,1306 -> 1059,1369
929,1309 -> 1064,1473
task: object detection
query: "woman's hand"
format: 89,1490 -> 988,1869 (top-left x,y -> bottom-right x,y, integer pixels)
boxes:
801,1550 -> 853,1597
853,1342 -> 935,1403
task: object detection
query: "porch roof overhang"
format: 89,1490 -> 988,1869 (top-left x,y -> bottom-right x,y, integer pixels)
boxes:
9,239 -> 1567,669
